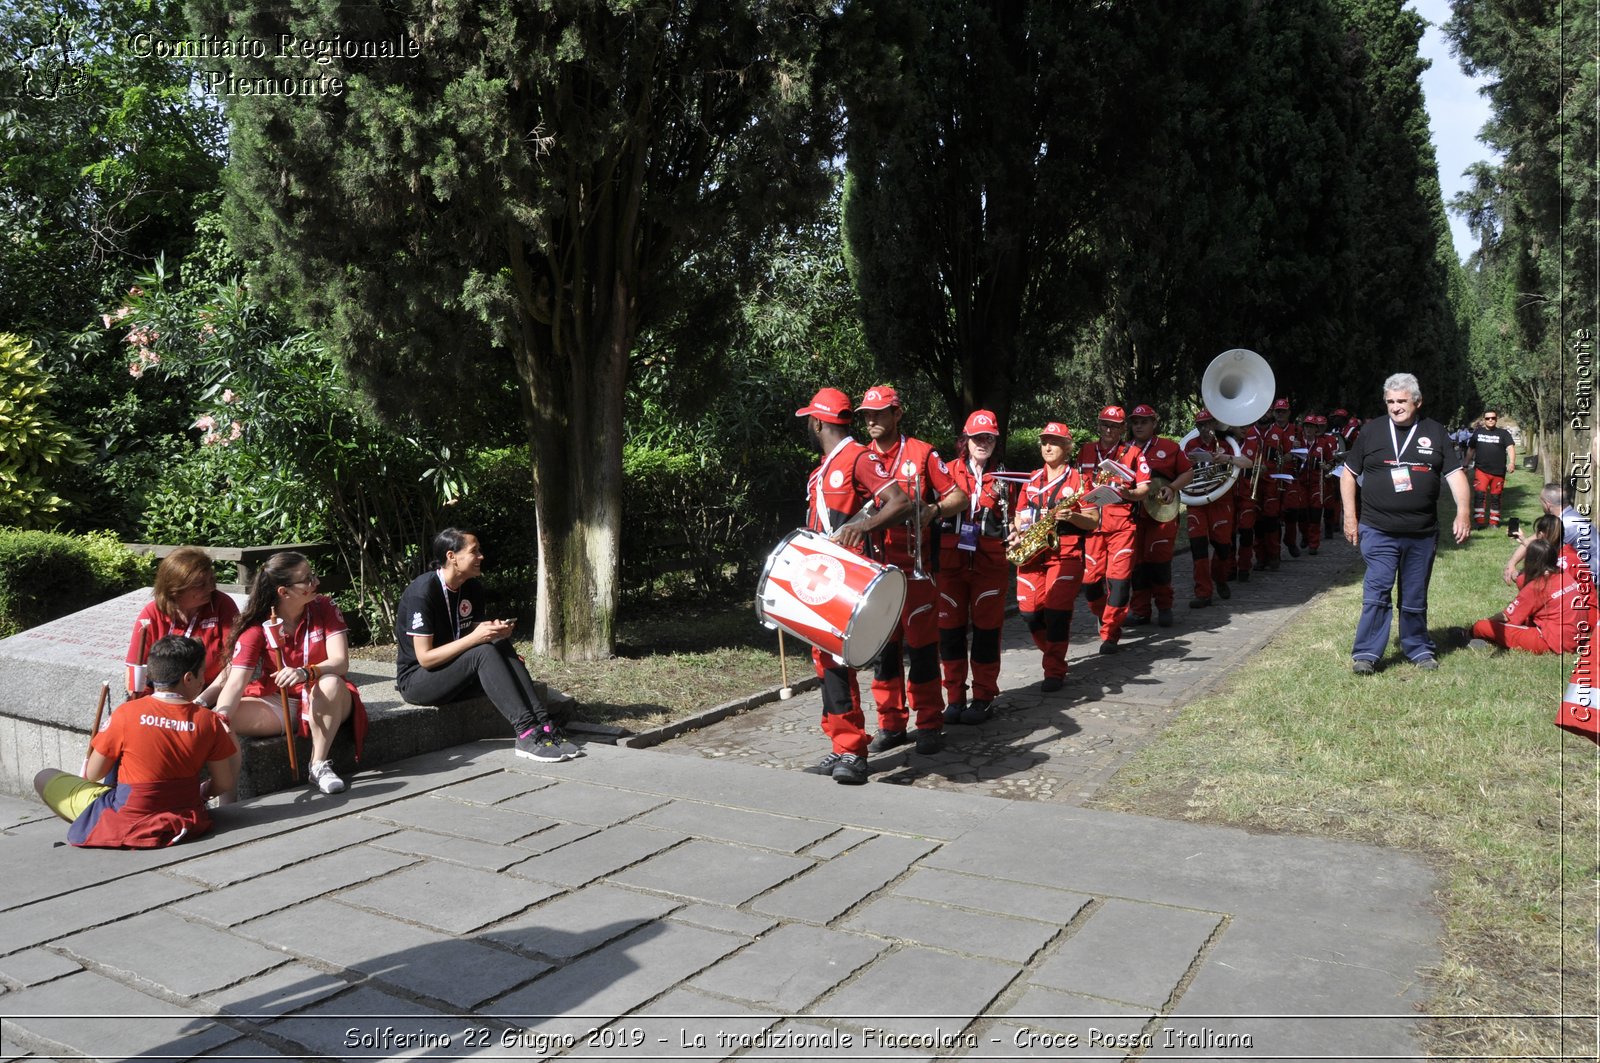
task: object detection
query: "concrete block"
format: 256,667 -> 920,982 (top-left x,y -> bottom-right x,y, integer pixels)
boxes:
428,772 -> 555,806
0,970 -> 235,1059
632,800 -> 837,852
843,895 -> 1060,964
337,860 -> 563,934
665,904 -> 777,939
360,794 -> 557,845
497,781 -> 669,826
689,923 -> 886,1011
481,883 -> 678,960
167,844 -> 419,926
0,872 -> 200,954
505,824 -> 686,887
369,828 -> 547,872
56,910 -> 288,997
892,867 -> 1093,926
0,948 -> 80,988
803,827 -> 876,860
511,821 -> 602,856
236,898 -> 541,1010
815,945 -> 1019,1040
749,833 -> 939,924
1031,899 -> 1221,1008
168,815 -> 398,887
492,923 -> 744,1039
608,839 -> 812,906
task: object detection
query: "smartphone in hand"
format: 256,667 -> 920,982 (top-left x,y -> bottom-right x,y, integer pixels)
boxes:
1506,516 -> 1521,537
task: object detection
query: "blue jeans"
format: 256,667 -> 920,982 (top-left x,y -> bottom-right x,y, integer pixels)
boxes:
1352,525 -> 1438,662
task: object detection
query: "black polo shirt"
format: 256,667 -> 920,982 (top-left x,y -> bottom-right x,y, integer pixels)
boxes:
395,569 -> 484,688
1469,426 -> 1515,476
1343,415 -> 1461,535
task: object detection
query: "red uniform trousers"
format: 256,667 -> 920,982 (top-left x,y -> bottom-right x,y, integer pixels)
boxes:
1470,617 -> 1558,654
1185,498 -> 1234,599
813,648 -> 868,756
1130,511 -> 1180,617
871,569 -> 942,733
1017,542 -> 1084,680
1255,478 -> 1286,568
936,538 -> 1008,705
1472,468 -> 1506,527
1084,512 -> 1137,643
1297,473 -> 1326,551
1230,490 -> 1258,580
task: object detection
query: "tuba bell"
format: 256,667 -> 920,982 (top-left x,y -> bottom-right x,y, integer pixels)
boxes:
1201,349 -> 1275,429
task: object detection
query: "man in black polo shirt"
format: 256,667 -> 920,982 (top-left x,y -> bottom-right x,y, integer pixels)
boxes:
1341,373 -> 1471,673
1466,409 -> 1516,530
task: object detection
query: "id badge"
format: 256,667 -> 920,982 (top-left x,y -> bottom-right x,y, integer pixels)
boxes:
1390,465 -> 1413,492
957,518 -> 979,552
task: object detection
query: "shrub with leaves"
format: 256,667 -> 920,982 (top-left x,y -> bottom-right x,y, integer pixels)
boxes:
0,333 -> 92,528
0,528 -> 152,637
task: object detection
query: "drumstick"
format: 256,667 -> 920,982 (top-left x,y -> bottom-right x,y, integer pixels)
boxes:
81,681 -> 111,777
777,629 -> 793,700
264,610 -> 300,778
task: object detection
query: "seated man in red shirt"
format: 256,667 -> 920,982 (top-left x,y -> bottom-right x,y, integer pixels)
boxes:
34,635 -> 237,848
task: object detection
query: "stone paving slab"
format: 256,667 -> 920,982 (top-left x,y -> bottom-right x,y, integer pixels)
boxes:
338,858 -> 565,934
54,909 -> 289,997
479,883 -> 680,959
688,923 -> 888,1011
608,838 -> 814,906
1030,899 -> 1223,1008
816,944 -> 1022,1039
166,842 -> 419,926
841,894 -> 1061,964
0,970 -> 238,1059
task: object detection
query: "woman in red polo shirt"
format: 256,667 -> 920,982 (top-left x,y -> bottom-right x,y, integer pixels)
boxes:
125,548 -> 239,706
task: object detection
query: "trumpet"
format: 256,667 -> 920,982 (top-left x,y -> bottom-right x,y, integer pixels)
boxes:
902,460 -> 928,580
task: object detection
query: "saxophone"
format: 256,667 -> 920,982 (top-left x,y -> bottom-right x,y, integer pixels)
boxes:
1006,472 -> 1108,566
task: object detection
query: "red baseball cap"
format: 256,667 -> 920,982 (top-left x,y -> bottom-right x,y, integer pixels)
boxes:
1195,408 -> 1217,423
1098,405 -> 1126,424
1130,404 -> 1157,419
1272,398 -> 1291,411
858,385 -> 902,410
1331,408 -> 1350,418
963,409 -> 1000,436
1040,421 -> 1071,441
795,387 -> 852,425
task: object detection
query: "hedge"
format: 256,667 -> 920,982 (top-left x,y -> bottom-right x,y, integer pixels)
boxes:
0,530 -> 153,637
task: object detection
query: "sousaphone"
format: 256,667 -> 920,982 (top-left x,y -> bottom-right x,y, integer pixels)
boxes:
1180,348 -> 1277,507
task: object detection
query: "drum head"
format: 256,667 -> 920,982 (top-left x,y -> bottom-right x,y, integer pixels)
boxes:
842,566 -> 907,669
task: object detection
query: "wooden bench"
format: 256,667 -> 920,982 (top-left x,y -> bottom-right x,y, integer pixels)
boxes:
122,542 -> 347,594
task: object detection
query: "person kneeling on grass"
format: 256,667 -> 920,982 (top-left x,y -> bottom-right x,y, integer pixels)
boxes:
35,636 -> 236,848
1462,538 -> 1587,655
395,528 -> 580,762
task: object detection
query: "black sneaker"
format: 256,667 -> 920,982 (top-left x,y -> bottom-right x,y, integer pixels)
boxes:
1125,614 -> 1151,627
942,702 -> 966,725
960,700 -> 993,725
515,725 -> 577,762
832,753 -> 868,785
1413,656 -> 1439,671
868,729 -> 911,753
914,728 -> 944,755
1352,659 -> 1376,675
1237,568 -> 1250,583
1040,676 -> 1065,693
804,751 -> 844,775
1216,581 -> 1231,600
1189,596 -> 1212,609
1286,540 -> 1301,558
1308,547 -> 1319,555
1156,609 -> 1174,627
1098,640 -> 1119,655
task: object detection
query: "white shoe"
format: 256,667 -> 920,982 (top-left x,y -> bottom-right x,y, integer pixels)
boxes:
309,760 -> 346,794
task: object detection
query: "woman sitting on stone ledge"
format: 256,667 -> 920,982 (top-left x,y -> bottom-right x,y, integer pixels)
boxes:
125,547 -> 239,707
214,551 -> 367,797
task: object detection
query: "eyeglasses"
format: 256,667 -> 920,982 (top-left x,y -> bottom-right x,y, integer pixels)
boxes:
1484,415 -> 1497,421
969,434 -> 998,444
290,572 -> 319,587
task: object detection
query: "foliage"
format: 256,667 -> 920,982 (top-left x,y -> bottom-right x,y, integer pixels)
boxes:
108,262 -> 461,633
191,0 -> 845,660
0,333 -> 91,527
0,528 -> 151,637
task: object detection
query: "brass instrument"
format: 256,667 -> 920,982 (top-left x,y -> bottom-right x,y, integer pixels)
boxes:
1176,430 -> 1242,506
901,460 -> 928,580
1006,473 -> 1105,566
1142,476 -> 1180,522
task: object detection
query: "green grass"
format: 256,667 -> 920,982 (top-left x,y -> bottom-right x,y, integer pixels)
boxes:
1093,476 -> 1599,1060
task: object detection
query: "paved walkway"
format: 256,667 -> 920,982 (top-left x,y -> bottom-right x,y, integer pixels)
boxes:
0,539 -> 1442,1061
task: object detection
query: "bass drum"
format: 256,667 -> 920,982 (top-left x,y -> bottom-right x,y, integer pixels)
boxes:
1177,431 -> 1243,506
756,529 -> 906,669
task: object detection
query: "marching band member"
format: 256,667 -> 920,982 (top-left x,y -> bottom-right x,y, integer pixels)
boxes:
794,388 -> 910,785
938,410 -> 1012,725
1127,404 -> 1193,628
1075,406 -> 1151,653
1256,398 -> 1301,570
1014,422 -> 1100,690
859,386 -> 967,757
1302,413 -> 1341,553
1467,409 -> 1516,530
1228,422 -> 1264,583
1182,410 -> 1248,607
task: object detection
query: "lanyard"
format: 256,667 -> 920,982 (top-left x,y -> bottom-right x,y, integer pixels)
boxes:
1032,467 -> 1070,516
1389,420 -> 1417,464
438,570 -> 462,642
967,457 -> 987,519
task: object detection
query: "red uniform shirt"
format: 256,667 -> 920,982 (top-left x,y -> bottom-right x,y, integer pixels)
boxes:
806,438 -> 896,557
1140,435 -> 1193,495
1502,568 -> 1588,652
1021,465 -> 1091,557
91,694 -> 236,784
1074,440 -> 1151,532
947,456 -> 1012,540
231,596 -> 349,695
1261,422 -> 1302,472
127,593 -> 240,690
869,434 -> 959,566
1233,431 -> 1263,500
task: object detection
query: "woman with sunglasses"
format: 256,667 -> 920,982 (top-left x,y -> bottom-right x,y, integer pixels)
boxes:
215,551 -> 365,795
